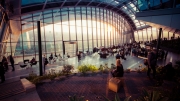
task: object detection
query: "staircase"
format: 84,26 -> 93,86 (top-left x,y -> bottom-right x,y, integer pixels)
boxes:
0,80 -> 25,100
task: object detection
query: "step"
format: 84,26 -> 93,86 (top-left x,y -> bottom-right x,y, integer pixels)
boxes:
0,80 -> 25,100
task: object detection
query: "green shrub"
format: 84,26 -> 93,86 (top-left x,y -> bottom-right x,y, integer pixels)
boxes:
99,63 -> 110,73
78,64 -> 98,73
62,65 -> 74,75
27,70 -> 65,84
135,89 -> 168,101
27,71 -> 38,81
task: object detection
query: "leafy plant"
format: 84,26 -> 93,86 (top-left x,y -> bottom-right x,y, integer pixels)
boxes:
27,70 -> 65,84
78,64 -> 98,74
135,89 -> 168,101
111,63 -> 116,69
27,71 -> 38,81
62,65 -> 74,75
68,95 -> 84,101
99,63 -> 110,73
103,93 -> 131,101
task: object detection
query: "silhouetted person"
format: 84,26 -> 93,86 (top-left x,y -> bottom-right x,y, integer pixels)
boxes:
30,57 -> 36,67
162,62 -> 175,81
0,62 -> 5,83
9,55 -> 15,71
115,52 -> 121,59
147,50 -> 157,79
49,53 -> 53,61
2,56 -> 8,72
67,53 -> 70,58
164,51 -> 168,60
77,52 -> 81,62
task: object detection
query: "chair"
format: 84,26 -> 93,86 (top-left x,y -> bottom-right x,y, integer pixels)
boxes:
30,61 -> 37,67
18,62 -> 27,69
24,59 -> 29,64
18,59 -> 31,69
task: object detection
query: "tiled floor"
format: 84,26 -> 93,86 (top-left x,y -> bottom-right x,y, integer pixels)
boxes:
0,51 -> 179,101
36,72 -> 156,101
4,51 -> 179,80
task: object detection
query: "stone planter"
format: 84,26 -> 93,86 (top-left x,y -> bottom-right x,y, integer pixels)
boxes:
40,79 -> 51,83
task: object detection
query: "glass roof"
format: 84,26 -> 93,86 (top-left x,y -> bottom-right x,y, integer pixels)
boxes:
21,0 -> 149,30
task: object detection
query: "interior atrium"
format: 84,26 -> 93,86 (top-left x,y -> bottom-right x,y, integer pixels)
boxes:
0,0 -> 180,101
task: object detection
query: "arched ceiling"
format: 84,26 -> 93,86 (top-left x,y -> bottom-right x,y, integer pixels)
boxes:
8,0 -> 150,31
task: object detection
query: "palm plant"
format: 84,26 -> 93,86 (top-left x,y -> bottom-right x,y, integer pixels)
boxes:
103,94 -> 131,101
135,89 -> 168,101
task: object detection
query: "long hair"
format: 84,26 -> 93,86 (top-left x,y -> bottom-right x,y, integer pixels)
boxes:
116,59 -> 121,66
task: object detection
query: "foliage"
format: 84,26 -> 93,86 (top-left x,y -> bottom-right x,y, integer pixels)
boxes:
124,69 -> 131,73
27,70 -> 64,84
78,64 -> 98,73
99,63 -> 110,73
68,95 -> 84,101
103,93 -> 131,101
111,63 -> 116,70
135,89 -> 168,101
141,67 -> 148,72
62,65 -> 74,75
27,71 -> 38,80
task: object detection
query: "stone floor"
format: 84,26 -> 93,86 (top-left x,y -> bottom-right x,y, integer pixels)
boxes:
0,51 -> 179,101
5,51 -> 179,80
36,72 -> 156,101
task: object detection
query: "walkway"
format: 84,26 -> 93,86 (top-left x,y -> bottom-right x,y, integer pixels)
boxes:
36,72 -> 156,101
0,52 -> 179,100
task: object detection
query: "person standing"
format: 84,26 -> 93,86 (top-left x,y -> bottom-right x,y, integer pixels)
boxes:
77,52 -> 81,62
164,50 -> 168,60
2,56 -> 8,72
147,49 -> 157,79
9,55 -> 15,71
0,62 -> 5,83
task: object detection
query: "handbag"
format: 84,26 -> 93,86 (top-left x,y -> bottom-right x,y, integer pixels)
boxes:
144,59 -> 148,66
111,69 -> 119,77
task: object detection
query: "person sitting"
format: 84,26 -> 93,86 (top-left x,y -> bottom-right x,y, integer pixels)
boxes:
30,57 -> 37,67
162,62 -> 175,81
111,59 -> 124,77
67,53 -> 70,58
115,52 -> 121,59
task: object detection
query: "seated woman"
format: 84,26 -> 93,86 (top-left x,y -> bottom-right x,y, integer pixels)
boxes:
111,59 -> 124,77
30,57 -> 37,67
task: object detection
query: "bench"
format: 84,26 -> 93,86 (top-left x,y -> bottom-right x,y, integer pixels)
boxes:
21,78 -> 36,93
108,77 -> 124,92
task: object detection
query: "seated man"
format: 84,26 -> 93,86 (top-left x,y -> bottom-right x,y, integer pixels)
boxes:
30,57 -> 37,67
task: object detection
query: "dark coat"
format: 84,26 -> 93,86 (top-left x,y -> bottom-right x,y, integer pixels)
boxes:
147,52 -> 156,67
0,62 -> 5,75
10,56 -> 14,64
112,64 -> 124,77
